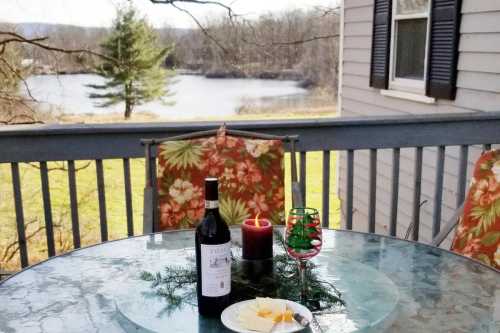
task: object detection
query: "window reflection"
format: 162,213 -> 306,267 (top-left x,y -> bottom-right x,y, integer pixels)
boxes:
395,19 -> 427,80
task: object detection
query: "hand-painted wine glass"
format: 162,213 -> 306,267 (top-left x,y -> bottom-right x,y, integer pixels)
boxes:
285,207 -> 322,303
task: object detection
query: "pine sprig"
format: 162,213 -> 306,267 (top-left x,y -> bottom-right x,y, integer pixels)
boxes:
141,230 -> 344,313
140,266 -> 198,314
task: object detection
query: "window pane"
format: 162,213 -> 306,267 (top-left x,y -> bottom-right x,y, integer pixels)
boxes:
395,19 -> 427,80
396,0 -> 429,15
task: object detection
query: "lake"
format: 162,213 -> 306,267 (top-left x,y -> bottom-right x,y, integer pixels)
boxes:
24,74 -> 309,120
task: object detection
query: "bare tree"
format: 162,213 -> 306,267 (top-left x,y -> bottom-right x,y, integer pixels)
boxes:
150,0 -> 339,47
0,27 -> 115,124
155,2 -> 340,88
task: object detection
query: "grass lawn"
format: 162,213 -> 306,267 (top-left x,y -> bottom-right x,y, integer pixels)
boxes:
0,109 -> 340,272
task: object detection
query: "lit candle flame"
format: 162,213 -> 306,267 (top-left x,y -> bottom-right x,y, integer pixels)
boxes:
255,213 -> 260,227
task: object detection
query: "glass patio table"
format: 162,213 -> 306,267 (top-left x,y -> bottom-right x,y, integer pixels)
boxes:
0,228 -> 498,333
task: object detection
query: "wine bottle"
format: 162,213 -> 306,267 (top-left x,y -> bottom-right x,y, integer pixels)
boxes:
195,177 -> 231,317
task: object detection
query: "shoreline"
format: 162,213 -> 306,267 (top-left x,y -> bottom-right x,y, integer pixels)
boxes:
34,68 -> 316,88
52,96 -> 337,124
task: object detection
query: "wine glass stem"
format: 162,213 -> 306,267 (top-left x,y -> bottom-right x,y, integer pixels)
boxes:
298,259 -> 307,304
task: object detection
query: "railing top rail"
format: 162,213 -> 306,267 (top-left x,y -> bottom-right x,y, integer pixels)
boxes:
1,111 -> 499,163
1,111 -> 499,137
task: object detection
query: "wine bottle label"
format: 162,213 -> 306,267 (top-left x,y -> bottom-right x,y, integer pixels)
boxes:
205,200 -> 219,209
201,242 -> 231,297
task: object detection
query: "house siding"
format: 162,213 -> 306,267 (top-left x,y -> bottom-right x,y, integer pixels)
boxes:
339,0 -> 500,243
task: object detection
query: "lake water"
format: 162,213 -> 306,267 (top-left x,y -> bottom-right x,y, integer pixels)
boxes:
24,74 -> 309,119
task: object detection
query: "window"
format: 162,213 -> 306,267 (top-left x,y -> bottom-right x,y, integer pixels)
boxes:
389,0 -> 431,94
369,0 -> 462,101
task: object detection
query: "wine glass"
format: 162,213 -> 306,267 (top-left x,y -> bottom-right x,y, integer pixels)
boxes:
284,207 -> 322,303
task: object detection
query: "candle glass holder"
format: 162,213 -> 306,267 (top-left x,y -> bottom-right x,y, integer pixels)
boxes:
284,207 -> 322,304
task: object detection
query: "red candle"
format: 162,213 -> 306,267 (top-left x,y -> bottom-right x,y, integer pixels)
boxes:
242,217 -> 273,260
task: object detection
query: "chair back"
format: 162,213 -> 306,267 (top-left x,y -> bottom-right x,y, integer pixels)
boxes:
142,126 -> 301,233
449,150 -> 500,269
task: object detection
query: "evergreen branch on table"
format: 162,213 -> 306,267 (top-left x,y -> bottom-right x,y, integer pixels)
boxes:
140,265 -> 198,314
141,230 -> 344,314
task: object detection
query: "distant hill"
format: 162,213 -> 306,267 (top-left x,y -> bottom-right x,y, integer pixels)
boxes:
2,22 -> 191,38
9,22 -> 108,38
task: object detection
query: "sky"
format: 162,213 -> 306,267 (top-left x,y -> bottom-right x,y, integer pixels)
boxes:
1,0 -> 339,29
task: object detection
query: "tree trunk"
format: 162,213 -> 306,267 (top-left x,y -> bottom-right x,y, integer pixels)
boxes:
124,99 -> 132,119
124,82 -> 132,119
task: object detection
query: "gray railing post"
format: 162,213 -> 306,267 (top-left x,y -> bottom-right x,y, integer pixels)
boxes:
322,150 -> 330,228
368,149 -> 377,233
123,158 -> 134,237
432,146 -> 446,237
143,143 -> 152,235
346,150 -> 354,230
67,160 -> 81,249
389,148 -> 400,237
11,163 -> 28,268
95,159 -> 108,242
456,145 -> 469,208
40,161 -> 55,257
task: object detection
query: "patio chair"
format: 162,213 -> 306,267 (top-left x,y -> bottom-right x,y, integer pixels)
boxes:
141,126 -> 301,233
430,150 -> 500,269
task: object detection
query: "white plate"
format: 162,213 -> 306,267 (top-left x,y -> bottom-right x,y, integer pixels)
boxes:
221,299 -> 312,333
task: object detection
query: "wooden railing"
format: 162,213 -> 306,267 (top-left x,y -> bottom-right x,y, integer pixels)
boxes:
1,111 -> 500,271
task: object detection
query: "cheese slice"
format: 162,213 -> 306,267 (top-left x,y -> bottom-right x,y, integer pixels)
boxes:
238,298 -> 291,332
256,297 -> 286,316
239,309 -> 275,333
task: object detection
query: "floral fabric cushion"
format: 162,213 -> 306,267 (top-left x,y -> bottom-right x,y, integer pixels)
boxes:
451,150 -> 500,269
157,128 -> 285,230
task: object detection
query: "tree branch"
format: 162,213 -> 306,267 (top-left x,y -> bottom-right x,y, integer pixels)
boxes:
1,219 -> 39,263
270,34 -> 340,46
313,6 -> 341,17
27,161 -> 92,172
0,91 -> 37,117
0,31 -> 117,64
167,2 -> 230,55
0,30 -> 120,125
0,57 -> 37,102
150,0 -> 235,19
150,0 -> 340,53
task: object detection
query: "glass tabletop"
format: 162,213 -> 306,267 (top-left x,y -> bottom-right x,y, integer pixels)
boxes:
0,228 -> 498,333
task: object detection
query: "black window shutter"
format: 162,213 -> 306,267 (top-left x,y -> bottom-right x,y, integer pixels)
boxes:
369,0 -> 392,89
426,0 -> 462,100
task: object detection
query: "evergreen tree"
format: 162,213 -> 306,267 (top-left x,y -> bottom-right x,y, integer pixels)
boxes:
89,7 -> 172,119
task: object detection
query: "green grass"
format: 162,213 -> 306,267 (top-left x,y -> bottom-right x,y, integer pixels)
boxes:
284,152 -> 341,226
0,136 -> 340,273
0,160 -> 147,272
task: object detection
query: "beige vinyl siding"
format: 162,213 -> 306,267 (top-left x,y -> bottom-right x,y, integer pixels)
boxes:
462,0 -> 500,13
457,72 -> 500,93
339,0 -> 500,243
461,11 -> 500,33
459,34 -> 500,53
458,53 -> 500,73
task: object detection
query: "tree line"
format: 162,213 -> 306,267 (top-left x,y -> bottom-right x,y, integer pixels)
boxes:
8,6 -> 340,88
159,7 -> 340,89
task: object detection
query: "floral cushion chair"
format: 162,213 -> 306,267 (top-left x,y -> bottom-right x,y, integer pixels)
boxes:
155,127 -> 287,230
450,150 -> 500,269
